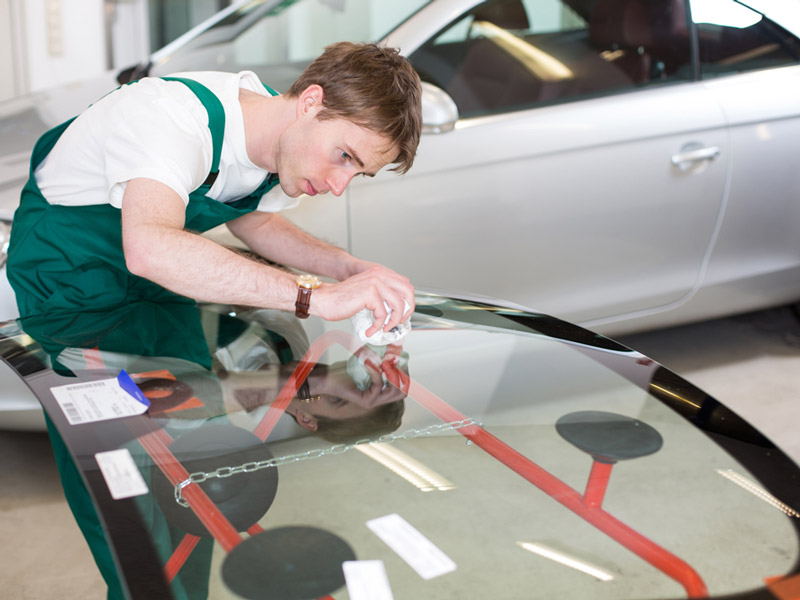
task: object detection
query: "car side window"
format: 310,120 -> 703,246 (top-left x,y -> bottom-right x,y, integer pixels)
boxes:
407,0 -> 693,119
690,0 -> 800,78
158,1 -> 431,85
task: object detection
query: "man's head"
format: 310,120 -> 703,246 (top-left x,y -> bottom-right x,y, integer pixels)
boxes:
286,42 -> 422,176
308,399 -> 405,443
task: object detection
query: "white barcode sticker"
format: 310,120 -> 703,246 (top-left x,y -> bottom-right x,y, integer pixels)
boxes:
343,560 -> 394,600
95,448 -> 149,500
366,514 -> 456,580
50,371 -> 150,425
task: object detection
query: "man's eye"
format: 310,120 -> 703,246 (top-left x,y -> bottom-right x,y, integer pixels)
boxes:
341,151 -> 351,161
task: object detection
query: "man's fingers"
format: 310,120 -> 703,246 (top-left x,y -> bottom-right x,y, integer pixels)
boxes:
401,297 -> 415,322
361,266 -> 414,329
314,266 -> 414,331
366,299 -> 388,336
384,296 -> 415,332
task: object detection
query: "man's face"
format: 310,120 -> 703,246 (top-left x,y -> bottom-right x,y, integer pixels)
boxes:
276,91 -> 398,198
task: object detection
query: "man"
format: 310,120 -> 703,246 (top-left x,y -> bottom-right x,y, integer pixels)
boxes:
7,41 -> 421,599
8,41 -> 421,336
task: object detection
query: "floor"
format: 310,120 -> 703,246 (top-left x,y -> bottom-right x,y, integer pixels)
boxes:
0,304 -> 798,599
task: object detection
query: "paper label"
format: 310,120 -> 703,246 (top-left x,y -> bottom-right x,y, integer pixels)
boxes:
343,560 -> 394,600
366,513 -> 456,580
50,370 -> 150,425
95,448 -> 149,500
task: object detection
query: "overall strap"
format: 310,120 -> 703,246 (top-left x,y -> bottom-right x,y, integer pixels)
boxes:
161,76 -> 225,192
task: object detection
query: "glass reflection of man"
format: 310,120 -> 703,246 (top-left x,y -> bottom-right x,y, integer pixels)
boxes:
220,342 -> 408,443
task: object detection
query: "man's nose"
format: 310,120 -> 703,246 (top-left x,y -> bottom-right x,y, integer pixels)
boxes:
327,169 -> 354,197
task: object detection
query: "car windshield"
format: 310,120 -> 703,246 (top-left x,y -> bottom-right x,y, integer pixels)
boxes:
150,0 -> 432,92
2,294 -> 799,599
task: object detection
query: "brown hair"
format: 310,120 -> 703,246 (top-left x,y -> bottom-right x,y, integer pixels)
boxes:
287,42 -> 422,174
313,400 -> 406,444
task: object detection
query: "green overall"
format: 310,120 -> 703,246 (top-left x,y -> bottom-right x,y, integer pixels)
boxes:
6,77 -> 279,599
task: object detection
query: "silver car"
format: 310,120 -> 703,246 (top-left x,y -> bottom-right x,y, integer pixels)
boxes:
1,0 -> 800,429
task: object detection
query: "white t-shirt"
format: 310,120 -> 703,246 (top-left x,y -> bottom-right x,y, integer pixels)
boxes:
35,71 -> 298,213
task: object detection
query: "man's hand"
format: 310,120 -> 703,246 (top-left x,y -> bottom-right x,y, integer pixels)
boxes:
312,265 -> 414,337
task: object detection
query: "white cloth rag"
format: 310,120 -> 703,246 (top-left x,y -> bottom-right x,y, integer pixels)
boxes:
352,300 -> 412,345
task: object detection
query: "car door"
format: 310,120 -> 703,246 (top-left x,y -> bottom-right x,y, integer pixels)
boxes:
686,0 -> 800,310
347,0 -> 729,330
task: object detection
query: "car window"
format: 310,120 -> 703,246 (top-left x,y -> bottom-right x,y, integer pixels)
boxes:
407,0 -> 693,118
690,0 -> 800,78
154,0 -> 431,86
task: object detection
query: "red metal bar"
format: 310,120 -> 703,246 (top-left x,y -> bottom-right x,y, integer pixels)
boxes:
275,330 -> 708,597
81,347 -> 241,580
583,461 -> 614,508
765,573 -> 800,600
135,428 -> 244,553
164,534 -> 201,582
136,327 -> 707,597
138,332 -> 362,586
401,372 -> 708,598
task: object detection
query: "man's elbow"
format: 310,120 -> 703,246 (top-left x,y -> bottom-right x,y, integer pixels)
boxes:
123,245 -> 151,278
122,232 -> 158,279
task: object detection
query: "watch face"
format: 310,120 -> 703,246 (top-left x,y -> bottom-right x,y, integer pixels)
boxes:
296,274 -> 321,289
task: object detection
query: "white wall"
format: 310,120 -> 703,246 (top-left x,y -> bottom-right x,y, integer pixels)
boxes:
20,0 -> 108,93
0,0 -> 25,101
1,0 -> 150,100
109,0 -> 150,72
0,0 -> 416,102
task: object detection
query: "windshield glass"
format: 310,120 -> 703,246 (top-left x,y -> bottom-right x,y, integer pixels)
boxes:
3,293 -> 799,599
151,0 -> 432,92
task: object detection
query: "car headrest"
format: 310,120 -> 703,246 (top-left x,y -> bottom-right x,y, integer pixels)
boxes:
473,0 -> 530,31
590,0 -> 654,48
590,0 -> 688,49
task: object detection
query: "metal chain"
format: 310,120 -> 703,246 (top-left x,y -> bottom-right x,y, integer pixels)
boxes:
173,418 -> 477,507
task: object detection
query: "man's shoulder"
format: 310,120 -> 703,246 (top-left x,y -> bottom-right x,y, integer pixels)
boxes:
164,71 -> 269,95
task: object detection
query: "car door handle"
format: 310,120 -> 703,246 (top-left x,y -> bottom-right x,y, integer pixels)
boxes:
671,145 -> 721,171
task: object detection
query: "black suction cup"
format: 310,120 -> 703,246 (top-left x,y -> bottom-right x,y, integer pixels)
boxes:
556,410 -> 663,463
222,526 -> 355,600
152,424 -> 278,536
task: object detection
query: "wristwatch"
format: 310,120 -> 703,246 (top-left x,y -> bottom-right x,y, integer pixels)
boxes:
294,273 -> 321,319
294,378 -> 321,404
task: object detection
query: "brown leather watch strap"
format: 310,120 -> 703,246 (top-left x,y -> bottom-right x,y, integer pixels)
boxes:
295,286 -> 313,319
294,274 -> 321,319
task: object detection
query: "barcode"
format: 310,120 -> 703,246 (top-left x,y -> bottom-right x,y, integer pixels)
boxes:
62,402 -> 83,423
67,381 -> 107,391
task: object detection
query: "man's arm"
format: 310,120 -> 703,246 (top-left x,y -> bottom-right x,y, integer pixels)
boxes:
121,179 -> 412,334
227,207 -> 415,325
121,179 -> 299,310
227,210 -> 362,281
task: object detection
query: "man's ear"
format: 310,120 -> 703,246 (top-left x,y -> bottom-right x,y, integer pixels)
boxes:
296,409 -> 319,432
297,84 -> 324,117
